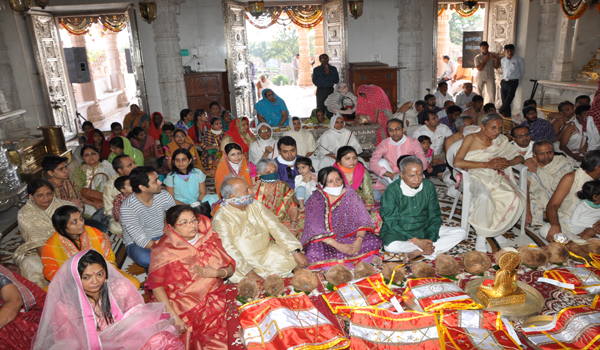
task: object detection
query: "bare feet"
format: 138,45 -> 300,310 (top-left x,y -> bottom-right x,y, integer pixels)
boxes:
403,250 -> 422,264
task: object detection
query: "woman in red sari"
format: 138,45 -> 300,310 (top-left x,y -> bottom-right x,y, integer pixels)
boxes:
149,112 -> 165,141
356,85 -> 392,146
86,129 -> 111,160
147,205 -> 235,350
0,264 -> 45,350
220,117 -> 256,158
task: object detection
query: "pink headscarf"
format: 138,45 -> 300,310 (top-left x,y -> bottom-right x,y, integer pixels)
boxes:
32,250 -> 182,350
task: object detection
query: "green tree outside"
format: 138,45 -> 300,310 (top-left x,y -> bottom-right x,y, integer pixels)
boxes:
449,10 -> 485,46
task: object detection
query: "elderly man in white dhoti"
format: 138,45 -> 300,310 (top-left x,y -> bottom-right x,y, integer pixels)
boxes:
542,150 -> 600,243
525,140 -> 575,227
454,113 -> 526,252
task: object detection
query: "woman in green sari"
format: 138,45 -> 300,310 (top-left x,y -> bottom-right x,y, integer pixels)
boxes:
304,108 -> 330,125
107,136 -> 144,166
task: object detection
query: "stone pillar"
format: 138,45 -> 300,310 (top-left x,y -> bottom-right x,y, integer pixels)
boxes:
67,32 -> 104,122
153,0 -> 187,122
437,9 -> 451,78
397,0 -> 424,103
314,22 -> 325,58
534,0 -> 559,81
550,15 -> 578,81
298,27 -> 312,87
0,20 -> 20,112
104,31 -> 128,107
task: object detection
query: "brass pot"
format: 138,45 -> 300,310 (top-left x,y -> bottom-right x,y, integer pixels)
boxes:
37,125 -> 67,155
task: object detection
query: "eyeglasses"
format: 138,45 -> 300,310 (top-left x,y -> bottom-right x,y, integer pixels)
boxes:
514,133 -> 530,139
175,219 -> 199,227
259,129 -> 271,134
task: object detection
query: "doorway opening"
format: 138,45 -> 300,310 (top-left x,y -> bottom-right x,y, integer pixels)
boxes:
436,2 -> 487,94
247,12 -> 325,118
57,14 -> 141,132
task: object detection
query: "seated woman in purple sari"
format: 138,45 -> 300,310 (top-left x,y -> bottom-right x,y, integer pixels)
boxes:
300,167 -> 382,270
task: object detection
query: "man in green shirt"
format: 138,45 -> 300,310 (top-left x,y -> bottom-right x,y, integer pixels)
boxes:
379,156 -> 467,262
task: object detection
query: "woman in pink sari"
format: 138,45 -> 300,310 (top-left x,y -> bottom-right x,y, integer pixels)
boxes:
32,250 -> 184,350
356,84 -> 392,145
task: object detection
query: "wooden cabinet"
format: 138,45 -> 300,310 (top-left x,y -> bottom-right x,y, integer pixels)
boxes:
184,72 -> 231,113
349,63 -> 398,113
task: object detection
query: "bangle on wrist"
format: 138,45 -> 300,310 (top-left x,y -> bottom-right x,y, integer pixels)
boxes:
220,268 -> 227,278
291,248 -> 302,255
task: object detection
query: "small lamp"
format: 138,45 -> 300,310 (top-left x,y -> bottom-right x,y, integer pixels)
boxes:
139,1 -> 157,23
248,1 -> 264,18
9,0 -> 31,14
35,0 -> 49,9
348,0 -> 363,19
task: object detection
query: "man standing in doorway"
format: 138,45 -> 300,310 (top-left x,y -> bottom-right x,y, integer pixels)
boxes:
499,44 -> 525,119
292,54 -> 300,86
312,54 -> 339,117
474,41 -> 500,104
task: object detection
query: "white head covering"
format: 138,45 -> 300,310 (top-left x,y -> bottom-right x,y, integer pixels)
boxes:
330,115 -> 346,133
256,123 -> 276,148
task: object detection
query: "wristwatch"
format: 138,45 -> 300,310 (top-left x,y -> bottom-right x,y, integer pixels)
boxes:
291,248 -> 303,255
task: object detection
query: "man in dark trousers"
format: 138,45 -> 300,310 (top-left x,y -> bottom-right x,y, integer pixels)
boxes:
312,53 -> 339,117
499,44 -> 525,119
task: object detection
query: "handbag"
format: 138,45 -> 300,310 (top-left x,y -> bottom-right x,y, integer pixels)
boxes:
80,172 -> 109,205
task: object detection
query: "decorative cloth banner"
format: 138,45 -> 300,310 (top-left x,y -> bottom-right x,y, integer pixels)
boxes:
59,15 -> 127,36
245,6 -> 322,30
559,0 -> 589,19
349,307 -> 441,349
404,278 -> 483,312
452,3 -> 481,17
440,309 -> 503,330
322,274 -> 397,318
239,293 -> 349,350
522,304 -> 600,350
538,265 -> 600,295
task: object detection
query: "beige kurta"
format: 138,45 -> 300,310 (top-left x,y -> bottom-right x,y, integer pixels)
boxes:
465,134 -> 526,237
212,200 -> 302,283
528,156 -> 575,226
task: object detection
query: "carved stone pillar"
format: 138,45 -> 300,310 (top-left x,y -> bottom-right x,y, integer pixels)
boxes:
0,19 -> 20,112
298,27 -> 312,87
550,15 -> 578,81
397,0 -> 423,103
104,31 -> 128,107
314,22 -> 325,58
535,0 -> 559,81
437,9 -> 451,78
153,0 -> 187,122
67,32 -> 104,122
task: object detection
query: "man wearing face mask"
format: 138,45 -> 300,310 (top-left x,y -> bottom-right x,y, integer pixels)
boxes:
212,176 -> 308,283
275,136 -> 300,189
379,156 -> 466,263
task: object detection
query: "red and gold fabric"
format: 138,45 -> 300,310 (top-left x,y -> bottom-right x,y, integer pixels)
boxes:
440,309 -> 503,330
441,326 -> 522,350
239,293 -> 349,350
521,304 -> 600,350
403,278 -> 483,312
349,307 -> 440,349
322,274 -> 396,318
539,265 -> 600,295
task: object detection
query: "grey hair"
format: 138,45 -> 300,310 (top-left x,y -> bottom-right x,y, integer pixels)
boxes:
399,156 -> 424,174
480,113 -> 504,126
256,158 -> 278,175
220,175 -> 242,199
455,115 -> 473,130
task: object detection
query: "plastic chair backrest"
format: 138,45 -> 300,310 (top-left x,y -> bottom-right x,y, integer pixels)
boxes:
446,140 -> 463,168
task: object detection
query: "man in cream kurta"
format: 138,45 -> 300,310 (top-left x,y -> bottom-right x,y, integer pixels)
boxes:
212,177 -> 307,283
454,114 -> 526,252
526,140 -> 574,226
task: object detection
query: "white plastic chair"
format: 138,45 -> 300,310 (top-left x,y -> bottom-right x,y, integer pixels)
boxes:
446,140 -> 528,236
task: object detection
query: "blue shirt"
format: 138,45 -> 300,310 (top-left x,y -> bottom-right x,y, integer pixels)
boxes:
312,65 -> 340,88
439,116 -> 457,133
501,55 -> 525,80
276,157 -> 300,189
164,168 -> 207,204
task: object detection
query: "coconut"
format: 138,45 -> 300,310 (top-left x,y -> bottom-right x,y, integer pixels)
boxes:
493,247 -> 518,265
264,275 -> 285,297
291,269 -> 319,293
412,262 -> 436,278
435,254 -> 462,276
518,245 -> 547,268
589,239 -> 600,255
354,262 -> 376,280
237,277 -> 260,302
382,262 -> 406,283
546,242 -> 570,264
461,251 -> 492,275
325,264 -> 353,286
567,242 -> 590,262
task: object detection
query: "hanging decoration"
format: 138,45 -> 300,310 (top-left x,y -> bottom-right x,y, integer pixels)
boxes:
59,15 -> 127,36
452,3 -> 481,17
438,4 -> 449,16
559,0 -> 600,19
244,5 -> 322,30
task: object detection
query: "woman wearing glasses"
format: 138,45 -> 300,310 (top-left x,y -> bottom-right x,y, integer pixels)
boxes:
249,123 -> 279,165
148,205 -> 234,350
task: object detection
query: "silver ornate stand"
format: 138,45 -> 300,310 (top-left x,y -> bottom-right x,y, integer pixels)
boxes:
0,142 -> 27,212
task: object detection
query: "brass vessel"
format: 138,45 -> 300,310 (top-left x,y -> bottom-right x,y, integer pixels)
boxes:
37,125 -> 67,155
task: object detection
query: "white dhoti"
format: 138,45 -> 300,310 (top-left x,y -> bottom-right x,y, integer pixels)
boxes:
15,253 -> 49,289
376,158 -> 397,187
384,226 -> 467,260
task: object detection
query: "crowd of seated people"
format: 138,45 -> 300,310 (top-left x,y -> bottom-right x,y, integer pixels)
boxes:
4,78 -> 600,350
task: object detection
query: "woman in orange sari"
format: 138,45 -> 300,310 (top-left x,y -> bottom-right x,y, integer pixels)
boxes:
164,129 -> 203,171
147,205 -> 234,350
214,143 -> 257,198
